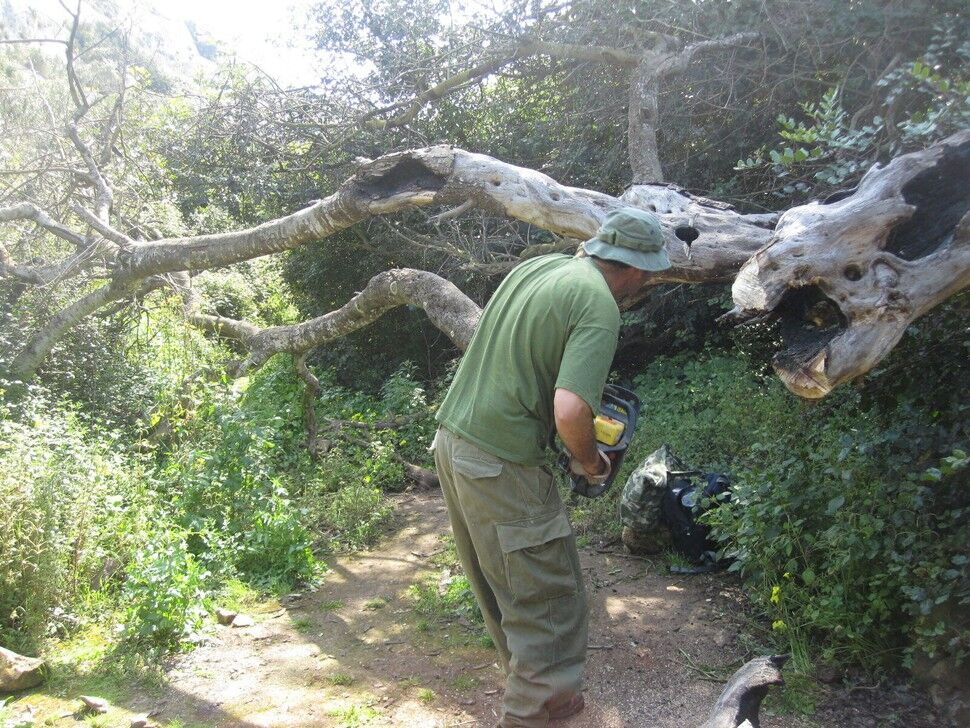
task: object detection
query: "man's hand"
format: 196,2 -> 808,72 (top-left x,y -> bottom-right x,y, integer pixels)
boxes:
567,450 -> 612,485
554,388 -> 608,479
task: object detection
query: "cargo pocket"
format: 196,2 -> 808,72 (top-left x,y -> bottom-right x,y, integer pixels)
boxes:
496,510 -> 577,603
452,453 -> 504,480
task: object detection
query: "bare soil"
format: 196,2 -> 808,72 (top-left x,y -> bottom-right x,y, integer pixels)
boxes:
6,492 -> 944,728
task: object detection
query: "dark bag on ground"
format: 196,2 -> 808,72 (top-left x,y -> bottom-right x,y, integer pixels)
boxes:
619,444 -> 730,570
661,470 -> 731,567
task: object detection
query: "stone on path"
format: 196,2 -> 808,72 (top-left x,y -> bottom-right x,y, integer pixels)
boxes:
79,695 -> 110,713
230,613 -> 255,628
0,646 -> 45,693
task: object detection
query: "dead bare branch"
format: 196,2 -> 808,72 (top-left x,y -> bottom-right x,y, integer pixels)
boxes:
0,202 -> 87,248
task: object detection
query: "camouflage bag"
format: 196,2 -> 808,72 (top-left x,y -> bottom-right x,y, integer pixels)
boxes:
619,444 -> 693,554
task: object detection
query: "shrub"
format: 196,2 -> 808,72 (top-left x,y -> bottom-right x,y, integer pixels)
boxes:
310,479 -> 393,552
158,356 -> 321,587
122,527 -> 210,647
0,392 -> 152,650
603,341 -> 969,673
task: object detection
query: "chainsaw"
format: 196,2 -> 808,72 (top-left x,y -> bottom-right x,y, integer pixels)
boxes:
558,384 -> 641,498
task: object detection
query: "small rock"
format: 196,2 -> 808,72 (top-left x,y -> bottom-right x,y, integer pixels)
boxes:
230,614 -> 255,628
130,713 -> 153,728
186,633 -> 222,647
80,695 -> 110,714
215,607 -> 237,625
0,646 -> 45,692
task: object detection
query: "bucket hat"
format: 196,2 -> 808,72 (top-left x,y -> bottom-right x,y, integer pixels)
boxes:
583,207 -> 671,271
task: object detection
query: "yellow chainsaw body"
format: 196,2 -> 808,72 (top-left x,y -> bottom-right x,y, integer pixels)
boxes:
594,415 -> 624,447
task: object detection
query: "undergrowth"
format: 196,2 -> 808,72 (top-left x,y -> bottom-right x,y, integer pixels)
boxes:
0,332 -> 435,653
569,296 -> 969,675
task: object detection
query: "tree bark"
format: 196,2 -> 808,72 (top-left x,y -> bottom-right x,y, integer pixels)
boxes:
626,33 -> 760,183
5,135 -> 966,399
700,655 -> 788,728
726,129 -> 970,398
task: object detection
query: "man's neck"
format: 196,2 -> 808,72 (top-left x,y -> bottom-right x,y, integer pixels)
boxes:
590,258 -> 629,302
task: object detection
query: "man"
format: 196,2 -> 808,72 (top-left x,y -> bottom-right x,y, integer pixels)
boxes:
433,207 -> 672,727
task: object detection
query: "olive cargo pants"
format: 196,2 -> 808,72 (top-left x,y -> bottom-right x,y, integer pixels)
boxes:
433,427 -> 588,727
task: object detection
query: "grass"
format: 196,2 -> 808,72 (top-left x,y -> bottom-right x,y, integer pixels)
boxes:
417,687 -> 435,703
663,549 -> 694,571
408,571 -> 482,628
450,674 -> 477,691
762,670 -> 820,716
217,578 -> 270,615
363,598 -> 387,610
429,535 -> 461,569
321,600 -> 344,611
292,615 -> 313,632
326,704 -> 380,728
328,673 -> 355,686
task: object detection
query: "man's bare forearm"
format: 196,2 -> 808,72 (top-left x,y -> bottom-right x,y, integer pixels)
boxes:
554,388 -> 606,475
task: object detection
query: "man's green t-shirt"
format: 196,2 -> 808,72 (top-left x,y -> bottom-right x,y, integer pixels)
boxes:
436,254 -> 621,466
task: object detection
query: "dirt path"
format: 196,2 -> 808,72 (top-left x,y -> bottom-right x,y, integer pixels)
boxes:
7,492 -> 941,727
146,492 -> 812,728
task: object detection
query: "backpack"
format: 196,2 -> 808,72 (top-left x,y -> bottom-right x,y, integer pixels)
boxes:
661,470 -> 731,567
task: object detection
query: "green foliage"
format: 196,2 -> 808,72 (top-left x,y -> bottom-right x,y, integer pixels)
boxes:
597,297 -> 969,672
311,480 -> 393,552
0,391 -> 154,651
121,528 -> 209,648
0,344 -> 440,651
737,21 -> 969,200
409,572 -> 484,628
157,357 -> 321,588
192,259 -> 300,327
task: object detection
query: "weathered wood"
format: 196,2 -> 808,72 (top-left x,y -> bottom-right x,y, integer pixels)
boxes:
6,136 -> 967,398
700,655 -> 788,728
238,268 -> 483,372
727,129 -> 970,398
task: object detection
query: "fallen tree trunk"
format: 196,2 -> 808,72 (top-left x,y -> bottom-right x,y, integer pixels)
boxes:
726,129 -> 970,398
5,135 -> 967,399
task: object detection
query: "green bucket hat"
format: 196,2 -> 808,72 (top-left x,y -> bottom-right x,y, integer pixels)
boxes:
583,207 -> 671,272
